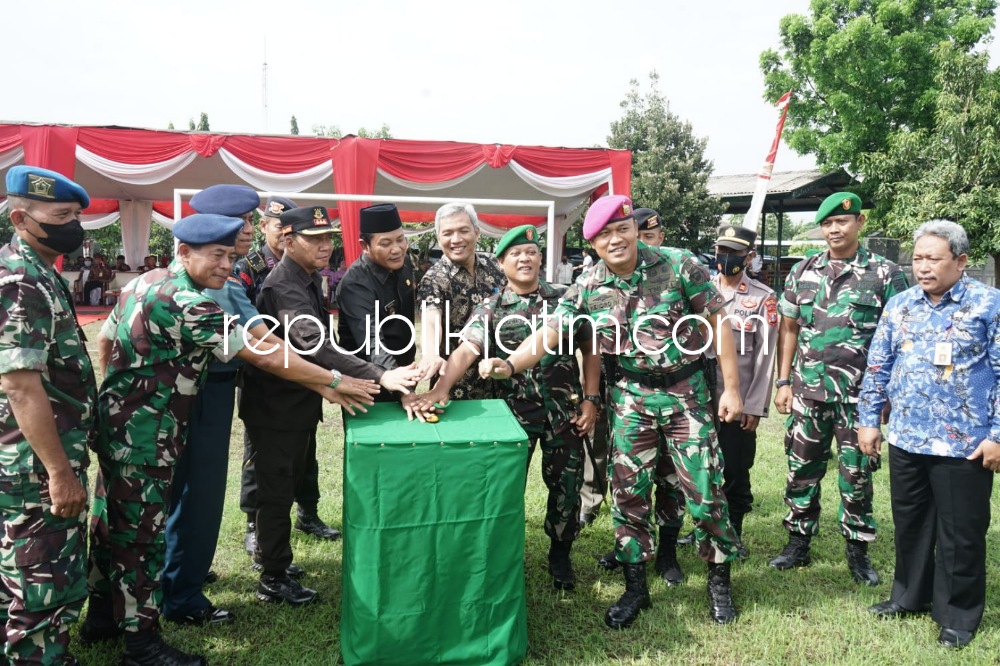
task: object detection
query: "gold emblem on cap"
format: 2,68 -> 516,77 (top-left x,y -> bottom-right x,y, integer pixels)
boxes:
27,174 -> 55,200
269,201 -> 285,215
841,198 -> 852,210
647,216 -> 659,228
525,227 -> 535,241
725,227 -> 736,237
314,208 -> 325,219
622,203 -> 631,216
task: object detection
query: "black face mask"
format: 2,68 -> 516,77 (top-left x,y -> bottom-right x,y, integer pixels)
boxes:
715,252 -> 746,276
24,213 -> 85,255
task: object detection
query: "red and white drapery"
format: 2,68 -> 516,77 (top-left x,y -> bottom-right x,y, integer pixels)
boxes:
0,124 -> 631,267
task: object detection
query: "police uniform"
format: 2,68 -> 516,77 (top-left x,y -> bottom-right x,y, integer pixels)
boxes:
0,167 -> 95,665
239,206 -> 383,605
417,247 -> 505,400
335,204 -> 416,401
551,195 -> 739,628
82,212 -> 246,665
464,226 -> 586,590
770,192 -> 908,583
710,224 -> 778,549
160,185 -> 261,627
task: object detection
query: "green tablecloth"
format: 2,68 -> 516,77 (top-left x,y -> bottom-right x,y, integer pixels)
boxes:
342,400 -> 529,666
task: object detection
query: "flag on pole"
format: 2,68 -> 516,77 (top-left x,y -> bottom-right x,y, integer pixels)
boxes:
743,90 -> 792,233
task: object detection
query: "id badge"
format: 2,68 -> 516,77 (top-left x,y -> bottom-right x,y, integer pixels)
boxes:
933,342 -> 953,367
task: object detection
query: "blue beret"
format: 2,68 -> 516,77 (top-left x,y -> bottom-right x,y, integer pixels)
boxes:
815,192 -> 862,223
5,165 -> 90,208
190,184 -> 260,217
495,224 -> 540,258
263,196 -> 297,218
173,214 -> 246,246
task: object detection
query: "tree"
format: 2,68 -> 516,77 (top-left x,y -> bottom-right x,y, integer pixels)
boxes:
861,43 -> 1000,266
188,118 -> 196,131
197,113 -> 210,132
290,115 -> 299,135
167,122 -> 175,130
760,0 -> 995,185
607,71 -> 726,252
312,124 -> 393,139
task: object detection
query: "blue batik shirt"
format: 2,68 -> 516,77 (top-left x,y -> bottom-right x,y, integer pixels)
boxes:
858,274 -> 1000,458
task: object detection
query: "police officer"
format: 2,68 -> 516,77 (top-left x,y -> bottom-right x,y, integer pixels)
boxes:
240,206 -> 419,606
0,167 -> 94,666
79,213 -> 366,666
336,203 -> 416,401
481,195 -> 744,628
710,224 -> 779,557
409,225 -> 599,590
416,202 -> 506,398
769,192 -> 908,585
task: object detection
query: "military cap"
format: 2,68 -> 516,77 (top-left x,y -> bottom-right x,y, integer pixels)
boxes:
495,224 -> 540,258
5,165 -> 90,208
583,195 -> 634,241
190,184 -> 260,217
280,205 -> 336,236
633,208 -> 661,231
172,213 -> 246,246
815,192 -> 862,223
263,195 -> 297,218
715,224 -> 757,251
360,203 -> 402,235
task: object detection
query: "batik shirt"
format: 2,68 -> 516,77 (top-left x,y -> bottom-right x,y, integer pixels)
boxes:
0,238 -> 96,474
858,275 -> 1000,457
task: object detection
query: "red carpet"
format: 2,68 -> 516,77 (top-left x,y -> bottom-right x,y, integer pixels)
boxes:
75,305 -> 112,327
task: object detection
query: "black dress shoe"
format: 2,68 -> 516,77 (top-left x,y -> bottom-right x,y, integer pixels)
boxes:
166,605 -> 236,626
123,634 -> 206,666
203,570 -> 219,585
294,513 -> 341,540
938,626 -> 975,649
256,574 -> 318,605
252,560 -> 304,579
868,600 -> 930,618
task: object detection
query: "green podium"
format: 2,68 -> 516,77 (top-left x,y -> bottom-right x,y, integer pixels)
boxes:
341,400 -> 529,666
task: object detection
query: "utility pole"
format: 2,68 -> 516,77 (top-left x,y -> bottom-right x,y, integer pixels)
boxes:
262,36 -> 269,132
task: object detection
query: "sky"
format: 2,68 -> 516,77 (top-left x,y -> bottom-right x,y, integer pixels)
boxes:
7,1 -> 998,178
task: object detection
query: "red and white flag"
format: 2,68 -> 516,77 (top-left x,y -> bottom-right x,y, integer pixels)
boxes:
743,90 -> 792,233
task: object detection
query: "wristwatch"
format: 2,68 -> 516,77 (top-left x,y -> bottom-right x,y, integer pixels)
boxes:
775,378 -> 791,388
328,369 -> 343,389
583,394 -> 603,408
502,359 -> 516,376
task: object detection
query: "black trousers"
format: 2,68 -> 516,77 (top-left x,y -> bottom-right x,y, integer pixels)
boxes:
240,428 -> 321,518
888,444 -> 993,631
719,421 -> 756,518
247,426 -> 316,576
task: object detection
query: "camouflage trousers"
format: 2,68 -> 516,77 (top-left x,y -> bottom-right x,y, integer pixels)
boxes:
86,460 -> 174,633
0,472 -> 88,665
523,421 -> 584,542
610,380 -> 737,565
782,396 -> 878,541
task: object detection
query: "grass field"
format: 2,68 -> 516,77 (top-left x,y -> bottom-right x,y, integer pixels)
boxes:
72,320 -> 1000,665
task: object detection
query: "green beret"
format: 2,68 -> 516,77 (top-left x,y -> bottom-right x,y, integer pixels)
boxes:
815,192 -> 862,223
495,224 -> 540,258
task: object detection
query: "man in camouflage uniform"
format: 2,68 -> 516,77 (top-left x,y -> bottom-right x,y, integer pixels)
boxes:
416,202 -> 506,398
481,196 -> 745,628
409,225 -> 600,591
0,167 -> 94,666
79,213 -> 358,666
231,195 -> 341,554
770,192 -> 908,585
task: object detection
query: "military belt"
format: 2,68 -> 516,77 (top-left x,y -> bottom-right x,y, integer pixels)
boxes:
614,358 -> 703,390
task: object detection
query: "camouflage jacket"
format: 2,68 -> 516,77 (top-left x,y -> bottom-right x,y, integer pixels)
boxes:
551,244 -> 724,392
417,251 -> 506,400
779,246 -> 908,403
464,281 -> 583,430
0,238 -> 97,475
95,260 -> 245,467
232,244 -> 279,306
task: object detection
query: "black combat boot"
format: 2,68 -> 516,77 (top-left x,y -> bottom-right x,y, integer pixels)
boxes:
846,540 -> 880,586
77,594 -> 123,645
603,563 -> 652,630
256,574 -> 318,605
123,631 -> 206,666
597,547 -> 620,571
654,526 -> 685,586
548,539 -> 576,591
768,533 -> 811,570
731,513 -> 749,560
294,509 -> 341,540
707,562 -> 737,624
